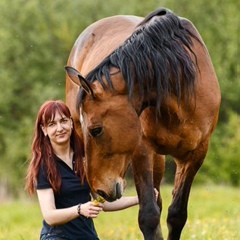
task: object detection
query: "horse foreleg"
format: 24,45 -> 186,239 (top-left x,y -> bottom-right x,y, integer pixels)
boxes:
132,145 -> 164,240
167,141 -> 209,240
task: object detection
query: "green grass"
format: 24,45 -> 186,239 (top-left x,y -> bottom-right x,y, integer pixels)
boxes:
0,185 -> 239,240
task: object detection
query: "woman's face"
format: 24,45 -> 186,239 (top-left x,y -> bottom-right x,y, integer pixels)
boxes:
41,111 -> 73,147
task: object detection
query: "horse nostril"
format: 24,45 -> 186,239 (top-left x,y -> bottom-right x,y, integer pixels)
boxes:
115,182 -> 122,199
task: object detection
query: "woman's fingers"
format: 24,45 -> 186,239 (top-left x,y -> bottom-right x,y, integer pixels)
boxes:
154,188 -> 159,201
82,202 -> 103,218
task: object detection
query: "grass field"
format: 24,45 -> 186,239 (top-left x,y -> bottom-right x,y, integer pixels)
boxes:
0,185 -> 239,240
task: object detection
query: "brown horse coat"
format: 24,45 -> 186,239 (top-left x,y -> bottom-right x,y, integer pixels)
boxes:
65,8 -> 221,240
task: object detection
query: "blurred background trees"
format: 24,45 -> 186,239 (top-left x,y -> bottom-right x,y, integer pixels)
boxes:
0,0 -> 239,198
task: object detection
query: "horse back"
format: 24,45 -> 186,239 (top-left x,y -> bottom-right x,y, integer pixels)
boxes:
67,15 -> 143,76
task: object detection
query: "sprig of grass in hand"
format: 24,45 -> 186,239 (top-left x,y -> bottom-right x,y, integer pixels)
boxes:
93,196 -> 106,205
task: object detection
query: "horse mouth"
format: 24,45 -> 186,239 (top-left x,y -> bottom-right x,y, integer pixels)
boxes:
97,182 -> 123,202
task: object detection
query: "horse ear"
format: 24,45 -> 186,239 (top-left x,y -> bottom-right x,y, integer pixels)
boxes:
65,66 -> 95,97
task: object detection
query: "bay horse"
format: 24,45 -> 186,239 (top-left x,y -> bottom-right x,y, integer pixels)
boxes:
65,8 -> 221,240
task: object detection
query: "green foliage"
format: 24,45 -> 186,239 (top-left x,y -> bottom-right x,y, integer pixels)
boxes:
0,0 -> 239,196
199,111 -> 240,186
0,0 -> 67,194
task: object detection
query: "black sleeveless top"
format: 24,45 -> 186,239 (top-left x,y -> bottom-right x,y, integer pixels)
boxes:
37,155 -> 99,240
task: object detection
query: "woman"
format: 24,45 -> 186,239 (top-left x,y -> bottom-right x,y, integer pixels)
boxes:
26,100 -> 156,240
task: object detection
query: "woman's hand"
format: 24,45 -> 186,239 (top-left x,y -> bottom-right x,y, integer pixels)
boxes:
154,188 -> 159,201
79,201 -> 103,218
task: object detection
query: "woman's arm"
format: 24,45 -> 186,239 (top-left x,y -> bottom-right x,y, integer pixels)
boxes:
37,188 -> 102,226
98,188 -> 159,212
102,196 -> 138,212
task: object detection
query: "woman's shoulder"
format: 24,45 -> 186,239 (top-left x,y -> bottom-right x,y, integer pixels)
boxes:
36,163 -> 51,189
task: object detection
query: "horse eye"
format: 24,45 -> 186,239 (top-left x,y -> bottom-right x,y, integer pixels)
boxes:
89,127 -> 103,137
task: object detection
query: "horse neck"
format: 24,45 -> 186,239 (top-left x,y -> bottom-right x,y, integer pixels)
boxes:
131,88 -> 158,116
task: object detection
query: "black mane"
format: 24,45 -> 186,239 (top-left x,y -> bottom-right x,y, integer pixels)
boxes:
77,8 -> 200,112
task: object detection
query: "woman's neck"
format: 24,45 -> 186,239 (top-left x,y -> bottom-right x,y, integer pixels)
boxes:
52,143 -> 73,165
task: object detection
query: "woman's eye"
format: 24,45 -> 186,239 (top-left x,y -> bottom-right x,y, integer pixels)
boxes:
60,118 -> 69,124
47,122 -> 54,127
89,127 -> 103,137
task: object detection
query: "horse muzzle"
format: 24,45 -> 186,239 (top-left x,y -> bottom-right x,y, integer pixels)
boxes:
96,179 -> 125,202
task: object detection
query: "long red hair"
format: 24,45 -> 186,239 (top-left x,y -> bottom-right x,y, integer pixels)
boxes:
25,100 -> 85,195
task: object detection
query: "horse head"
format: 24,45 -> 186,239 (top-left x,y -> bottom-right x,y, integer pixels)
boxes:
65,66 -> 142,201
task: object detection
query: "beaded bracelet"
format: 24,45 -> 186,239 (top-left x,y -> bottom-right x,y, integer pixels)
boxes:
77,203 -> 81,216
